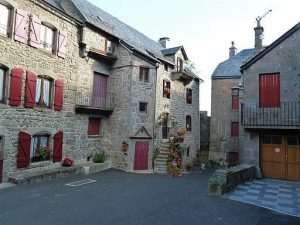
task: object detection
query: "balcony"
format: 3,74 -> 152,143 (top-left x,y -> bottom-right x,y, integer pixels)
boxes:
75,92 -> 114,116
172,62 -> 197,85
241,102 -> 300,128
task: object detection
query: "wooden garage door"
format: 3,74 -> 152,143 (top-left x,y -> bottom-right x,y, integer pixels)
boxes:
134,141 -> 149,170
261,135 -> 300,181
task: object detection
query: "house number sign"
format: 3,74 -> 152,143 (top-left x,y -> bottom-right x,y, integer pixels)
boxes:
275,147 -> 280,153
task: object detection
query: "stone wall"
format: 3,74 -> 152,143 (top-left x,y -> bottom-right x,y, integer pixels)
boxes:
209,78 -> 239,162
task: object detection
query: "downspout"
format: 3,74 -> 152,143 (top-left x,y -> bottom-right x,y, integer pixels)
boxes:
152,62 -> 159,170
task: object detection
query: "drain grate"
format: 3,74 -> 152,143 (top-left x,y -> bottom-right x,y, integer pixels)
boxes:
66,179 -> 97,187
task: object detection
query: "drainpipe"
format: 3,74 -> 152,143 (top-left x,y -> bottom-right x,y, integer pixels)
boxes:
152,62 -> 159,171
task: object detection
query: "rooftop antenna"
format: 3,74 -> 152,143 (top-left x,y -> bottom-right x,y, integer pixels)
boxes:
256,9 -> 272,27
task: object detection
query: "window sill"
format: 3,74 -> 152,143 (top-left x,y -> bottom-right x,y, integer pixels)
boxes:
36,48 -> 57,59
88,135 -> 101,138
30,160 -> 52,168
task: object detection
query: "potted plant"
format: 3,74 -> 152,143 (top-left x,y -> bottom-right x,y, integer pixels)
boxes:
208,176 -> 225,196
93,151 -> 106,163
186,163 -> 193,172
62,157 -> 74,167
173,167 -> 182,177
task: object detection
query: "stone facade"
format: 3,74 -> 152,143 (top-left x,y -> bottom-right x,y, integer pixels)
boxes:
0,0 -> 200,182
200,111 -> 210,150
240,24 -> 300,177
209,78 -> 239,162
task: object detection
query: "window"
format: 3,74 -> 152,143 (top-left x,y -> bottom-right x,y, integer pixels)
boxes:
30,134 -> 50,162
40,24 -> 55,52
231,122 -> 239,137
0,4 -> 10,36
177,58 -> 183,72
106,40 -> 112,53
139,67 -> 149,82
186,115 -> 192,131
232,94 -> 239,110
186,88 -> 192,104
164,63 -> 168,71
36,76 -> 52,108
0,67 -> 6,103
163,80 -> 170,99
259,73 -> 280,108
88,118 -> 101,136
139,102 -> 147,113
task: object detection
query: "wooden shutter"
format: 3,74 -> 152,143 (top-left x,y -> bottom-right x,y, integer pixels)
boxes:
29,15 -> 41,48
134,141 -> 149,170
14,9 -> 27,43
54,79 -> 64,111
88,118 -> 101,135
259,73 -> 280,108
24,71 -> 36,108
57,30 -> 67,58
9,68 -> 23,106
92,73 -> 107,108
231,122 -> 239,137
232,95 -> 239,110
53,131 -> 63,162
17,132 -> 31,168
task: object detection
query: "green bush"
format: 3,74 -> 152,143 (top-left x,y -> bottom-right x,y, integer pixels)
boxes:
93,151 -> 106,163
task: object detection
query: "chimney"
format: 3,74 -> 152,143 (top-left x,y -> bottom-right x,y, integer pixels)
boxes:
254,18 -> 264,50
229,41 -> 237,58
158,37 -> 170,48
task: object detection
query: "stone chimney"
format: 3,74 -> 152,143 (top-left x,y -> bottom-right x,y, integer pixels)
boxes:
229,41 -> 237,58
158,37 -> 170,48
254,18 -> 264,50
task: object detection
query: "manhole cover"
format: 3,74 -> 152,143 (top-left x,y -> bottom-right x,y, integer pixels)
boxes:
66,179 -> 97,187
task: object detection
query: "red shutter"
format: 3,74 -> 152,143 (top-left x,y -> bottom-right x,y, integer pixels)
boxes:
9,68 -> 23,106
29,15 -> 41,48
259,73 -> 280,108
92,73 -> 107,108
14,9 -> 27,43
134,141 -> 149,170
232,95 -> 239,110
54,79 -> 64,111
24,71 -> 36,108
53,131 -> 63,162
88,118 -> 101,135
17,132 -> 31,168
231,122 -> 239,137
57,30 -> 67,58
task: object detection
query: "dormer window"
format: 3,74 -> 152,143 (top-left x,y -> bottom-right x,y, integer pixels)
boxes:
40,24 -> 55,53
106,40 -> 112,53
0,4 -> 10,36
177,58 -> 183,72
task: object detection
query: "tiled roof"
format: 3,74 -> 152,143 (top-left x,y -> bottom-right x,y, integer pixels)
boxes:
212,49 -> 255,79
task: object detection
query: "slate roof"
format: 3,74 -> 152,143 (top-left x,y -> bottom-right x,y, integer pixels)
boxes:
211,49 -> 255,79
241,22 -> 300,71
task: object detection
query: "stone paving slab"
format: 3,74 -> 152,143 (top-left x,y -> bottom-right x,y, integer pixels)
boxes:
224,178 -> 300,217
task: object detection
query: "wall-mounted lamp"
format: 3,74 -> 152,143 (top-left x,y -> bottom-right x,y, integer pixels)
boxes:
122,141 -> 129,155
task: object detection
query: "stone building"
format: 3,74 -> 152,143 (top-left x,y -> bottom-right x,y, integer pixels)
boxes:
0,0 -> 201,182
240,22 -> 300,181
200,111 -> 210,151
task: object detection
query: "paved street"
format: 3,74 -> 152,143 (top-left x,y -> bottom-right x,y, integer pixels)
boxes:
0,169 -> 300,225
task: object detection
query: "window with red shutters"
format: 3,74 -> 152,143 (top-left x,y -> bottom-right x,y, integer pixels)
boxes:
186,115 -> 192,131
17,132 -> 31,168
232,95 -> 239,110
231,122 -> 239,137
9,68 -> 23,106
14,9 -> 27,43
53,131 -> 63,162
88,118 -> 101,136
54,79 -> 64,111
29,15 -> 41,48
259,73 -> 280,108
24,71 -> 36,108
57,30 -> 67,58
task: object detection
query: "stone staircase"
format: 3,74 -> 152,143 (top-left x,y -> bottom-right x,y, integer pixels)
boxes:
154,141 -> 171,173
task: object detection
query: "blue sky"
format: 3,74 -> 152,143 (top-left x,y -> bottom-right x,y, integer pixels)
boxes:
88,0 -> 299,115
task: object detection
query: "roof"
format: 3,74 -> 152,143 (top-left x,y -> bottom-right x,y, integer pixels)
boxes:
241,22 -> 300,71
212,49 -> 255,79
161,46 -> 188,60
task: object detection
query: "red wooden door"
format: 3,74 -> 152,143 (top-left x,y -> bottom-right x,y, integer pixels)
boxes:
92,73 -> 107,108
259,73 -> 280,108
134,141 -> 149,170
